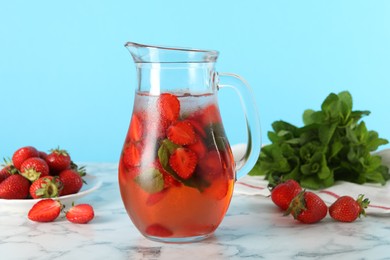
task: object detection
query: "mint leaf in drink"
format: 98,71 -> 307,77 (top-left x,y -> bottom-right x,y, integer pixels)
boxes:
249,91 -> 389,189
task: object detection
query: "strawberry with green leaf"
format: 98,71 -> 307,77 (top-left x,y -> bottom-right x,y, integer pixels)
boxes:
45,148 -> 71,174
286,190 -> 327,224
270,179 -> 302,210
20,157 -> 50,182
29,176 -> 63,199
329,194 -> 370,222
58,169 -> 85,196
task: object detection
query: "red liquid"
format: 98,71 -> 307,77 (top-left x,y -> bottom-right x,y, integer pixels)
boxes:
118,92 -> 235,241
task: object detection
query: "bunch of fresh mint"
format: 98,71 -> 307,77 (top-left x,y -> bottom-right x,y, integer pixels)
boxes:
249,91 -> 389,189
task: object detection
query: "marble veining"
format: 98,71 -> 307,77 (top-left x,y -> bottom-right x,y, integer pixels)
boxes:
1,163 -> 390,260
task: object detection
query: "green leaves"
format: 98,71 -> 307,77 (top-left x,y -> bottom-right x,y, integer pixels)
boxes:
249,91 -> 389,189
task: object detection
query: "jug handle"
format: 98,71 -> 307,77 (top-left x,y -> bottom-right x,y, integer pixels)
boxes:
217,73 -> 262,180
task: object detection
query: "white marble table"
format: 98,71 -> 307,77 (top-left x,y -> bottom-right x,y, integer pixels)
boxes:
1,163 -> 390,260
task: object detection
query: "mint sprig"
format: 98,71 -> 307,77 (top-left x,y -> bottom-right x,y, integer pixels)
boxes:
249,91 -> 389,189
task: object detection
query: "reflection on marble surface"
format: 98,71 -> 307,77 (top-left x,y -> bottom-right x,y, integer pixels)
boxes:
1,163 -> 390,259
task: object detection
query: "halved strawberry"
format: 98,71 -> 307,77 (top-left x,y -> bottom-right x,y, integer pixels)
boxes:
154,160 -> 181,188
128,113 -> 143,142
186,117 -> 207,138
146,189 -> 169,206
198,150 -> 224,179
169,148 -> 198,179
145,223 -> 173,237
122,142 -> 142,168
203,178 -> 230,200
167,121 -> 196,145
200,104 -> 222,126
28,199 -> 63,222
186,136 -> 207,159
66,203 -> 95,224
157,93 -> 180,122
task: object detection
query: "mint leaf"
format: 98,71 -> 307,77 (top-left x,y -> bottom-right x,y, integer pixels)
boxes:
135,168 -> 164,194
251,91 -> 389,189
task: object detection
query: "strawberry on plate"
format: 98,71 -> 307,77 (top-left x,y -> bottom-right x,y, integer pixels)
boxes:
58,169 -> 84,196
0,174 -> 30,199
157,93 -> 180,122
286,190 -> 327,224
28,199 -> 63,222
12,146 -> 39,170
270,179 -> 302,210
329,194 -> 370,222
169,148 -> 198,179
0,165 -> 16,183
29,176 -> 63,199
66,203 -> 95,224
20,157 -> 50,182
45,148 -> 71,174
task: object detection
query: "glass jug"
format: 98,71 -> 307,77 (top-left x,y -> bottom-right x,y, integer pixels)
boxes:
118,42 -> 261,243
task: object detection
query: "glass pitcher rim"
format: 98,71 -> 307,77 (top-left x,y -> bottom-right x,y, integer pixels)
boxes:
125,41 -> 219,64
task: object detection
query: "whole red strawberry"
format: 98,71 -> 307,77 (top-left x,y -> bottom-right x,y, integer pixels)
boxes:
29,176 -> 63,199
0,174 -> 30,199
270,179 -> 302,210
0,165 -> 16,183
329,194 -> 370,222
12,146 -> 39,170
28,199 -> 63,222
58,169 -> 84,196
45,148 -> 71,174
20,157 -> 50,182
66,203 -> 95,224
286,190 -> 327,224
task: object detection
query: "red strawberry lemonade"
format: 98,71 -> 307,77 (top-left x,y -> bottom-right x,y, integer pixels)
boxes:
119,92 -> 235,242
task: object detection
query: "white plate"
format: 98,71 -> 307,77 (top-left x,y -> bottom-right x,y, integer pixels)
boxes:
0,174 -> 102,214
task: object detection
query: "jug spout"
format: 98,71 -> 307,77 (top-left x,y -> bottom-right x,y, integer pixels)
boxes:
124,42 -> 219,63
125,42 -> 220,94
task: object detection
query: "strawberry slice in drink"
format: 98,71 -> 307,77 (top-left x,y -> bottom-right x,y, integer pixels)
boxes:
167,121 -> 197,146
169,148 -> 198,180
157,93 -> 180,122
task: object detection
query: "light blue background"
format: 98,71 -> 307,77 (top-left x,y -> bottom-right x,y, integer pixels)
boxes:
1,1 -> 389,163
